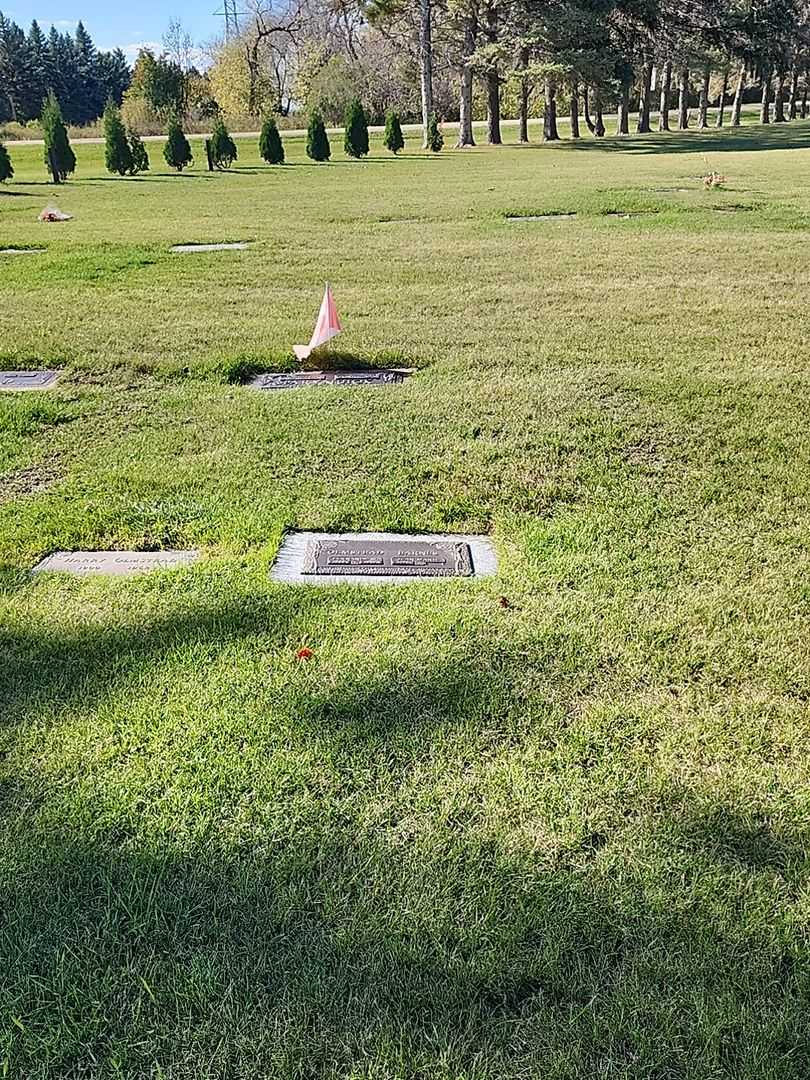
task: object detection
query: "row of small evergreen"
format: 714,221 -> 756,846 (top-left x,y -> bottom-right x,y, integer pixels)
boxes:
0,94 -> 445,186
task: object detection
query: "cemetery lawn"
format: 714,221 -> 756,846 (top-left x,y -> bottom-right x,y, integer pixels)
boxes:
2,122 -> 810,1079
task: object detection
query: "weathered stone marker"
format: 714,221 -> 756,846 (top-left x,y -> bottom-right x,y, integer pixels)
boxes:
0,248 -> 46,255
249,370 -> 410,391
0,370 -> 61,391
272,532 -> 497,585
32,550 -> 200,576
506,213 -> 576,222
171,243 -> 249,253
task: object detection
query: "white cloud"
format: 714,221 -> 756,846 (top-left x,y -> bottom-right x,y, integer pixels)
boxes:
106,40 -> 208,68
118,40 -> 162,61
27,17 -> 79,29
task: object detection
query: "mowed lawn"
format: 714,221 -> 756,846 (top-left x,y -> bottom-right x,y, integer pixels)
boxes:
2,121 -> 810,1078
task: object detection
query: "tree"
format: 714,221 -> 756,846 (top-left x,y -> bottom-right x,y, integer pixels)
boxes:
0,139 -> 12,182
210,116 -> 238,168
344,96 -> 370,156
366,0 -> 434,146
74,21 -> 103,123
259,115 -> 285,162
306,109 -> 331,160
0,12 -> 29,121
128,129 -> 150,173
383,108 -> 405,152
41,92 -> 76,183
128,49 -> 186,120
97,48 -> 131,107
103,99 -> 133,175
454,2 -> 478,147
163,113 -> 193,171
425,110 -> 443,150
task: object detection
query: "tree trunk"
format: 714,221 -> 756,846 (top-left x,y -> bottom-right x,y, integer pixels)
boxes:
47,148 -> 61,184
716,68 -> 728,126
788,69 -> 799,119
698,63 -> 710,127
543,77 -> 559,140
485,4 -> 501,144
637,61 -> 653,132
731,63 -> 746,126
760,69 -> 771,124
456,12 -> 476,147
570,85 -> 580,138
583,85 -> 596,134
801,67 -> 808,119
518,45 -> 530,143
594,90 -> 605,136
658,60 -> 672,130
487,72 -> 501,143
774,70 -> 786,121
677,66 -> 689,129
419,0 -> 434,148
616,78 -> 630,134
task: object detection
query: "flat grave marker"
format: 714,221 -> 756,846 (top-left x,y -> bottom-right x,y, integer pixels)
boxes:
0,370 -> 61,391
249,370 -> 412,391
0,247 -> 46,256
506,213 -> 576,222
32,550 -> 200,576
171,242 -> 250,253
272,532 -> 497,585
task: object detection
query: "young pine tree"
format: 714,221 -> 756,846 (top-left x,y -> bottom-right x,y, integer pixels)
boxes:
103,100 -> 133,176
163,114 -> 193,172
210,116 -> 238,169
426,112 -> 444,153
343,97 -> 369,158
383,110 -> 405,154
0,141 -> 13,182
306,111 -> 331,162
128,129 -> 150,174
259,115 -> 284,164
41,92 -> 76,183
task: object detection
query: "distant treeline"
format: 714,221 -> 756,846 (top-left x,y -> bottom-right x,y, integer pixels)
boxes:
0,14 -> 130,125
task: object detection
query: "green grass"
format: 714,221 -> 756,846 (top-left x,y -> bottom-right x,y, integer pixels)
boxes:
2,121 -> 810,1079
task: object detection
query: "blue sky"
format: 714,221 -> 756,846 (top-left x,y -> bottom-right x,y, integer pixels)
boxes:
10,0 -> 220,60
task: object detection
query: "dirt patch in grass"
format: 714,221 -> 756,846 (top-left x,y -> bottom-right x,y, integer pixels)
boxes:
0,456 -> 61,504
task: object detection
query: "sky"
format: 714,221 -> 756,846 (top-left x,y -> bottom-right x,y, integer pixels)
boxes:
9,0 -> 221,61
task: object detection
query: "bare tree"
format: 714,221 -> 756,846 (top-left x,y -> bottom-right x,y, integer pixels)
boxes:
163,18 -> 195,72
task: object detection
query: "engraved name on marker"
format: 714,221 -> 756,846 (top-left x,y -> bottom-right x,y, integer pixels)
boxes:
302,539 -> 473,577
32,550 -> 199,576
250,370 -> 406,391
0,370 -> 60,390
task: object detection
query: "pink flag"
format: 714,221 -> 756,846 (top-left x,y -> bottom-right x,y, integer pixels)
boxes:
294,284 -> 342,361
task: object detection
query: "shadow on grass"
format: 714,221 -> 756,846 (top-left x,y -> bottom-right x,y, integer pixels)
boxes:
559,122 -> 810,156
2,592 -> 810,1076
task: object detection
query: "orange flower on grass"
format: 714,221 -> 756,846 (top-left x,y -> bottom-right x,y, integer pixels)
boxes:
296,647 -> 314,661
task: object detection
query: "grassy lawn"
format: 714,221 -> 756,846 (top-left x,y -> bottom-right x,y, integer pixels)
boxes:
2,120 -> 810,1078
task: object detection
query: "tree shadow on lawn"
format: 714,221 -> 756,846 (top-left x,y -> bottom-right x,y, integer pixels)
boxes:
3,593 -> 810,1075
0,582 -> 401,727
541,123 -> 810,156
3,768 -> 810,1074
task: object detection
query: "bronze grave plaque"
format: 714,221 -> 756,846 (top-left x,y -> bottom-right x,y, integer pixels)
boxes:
249,370 -> 407,391
302,538 -> 473,577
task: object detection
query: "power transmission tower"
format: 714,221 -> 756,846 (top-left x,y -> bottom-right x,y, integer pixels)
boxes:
213,0 -> 245,40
